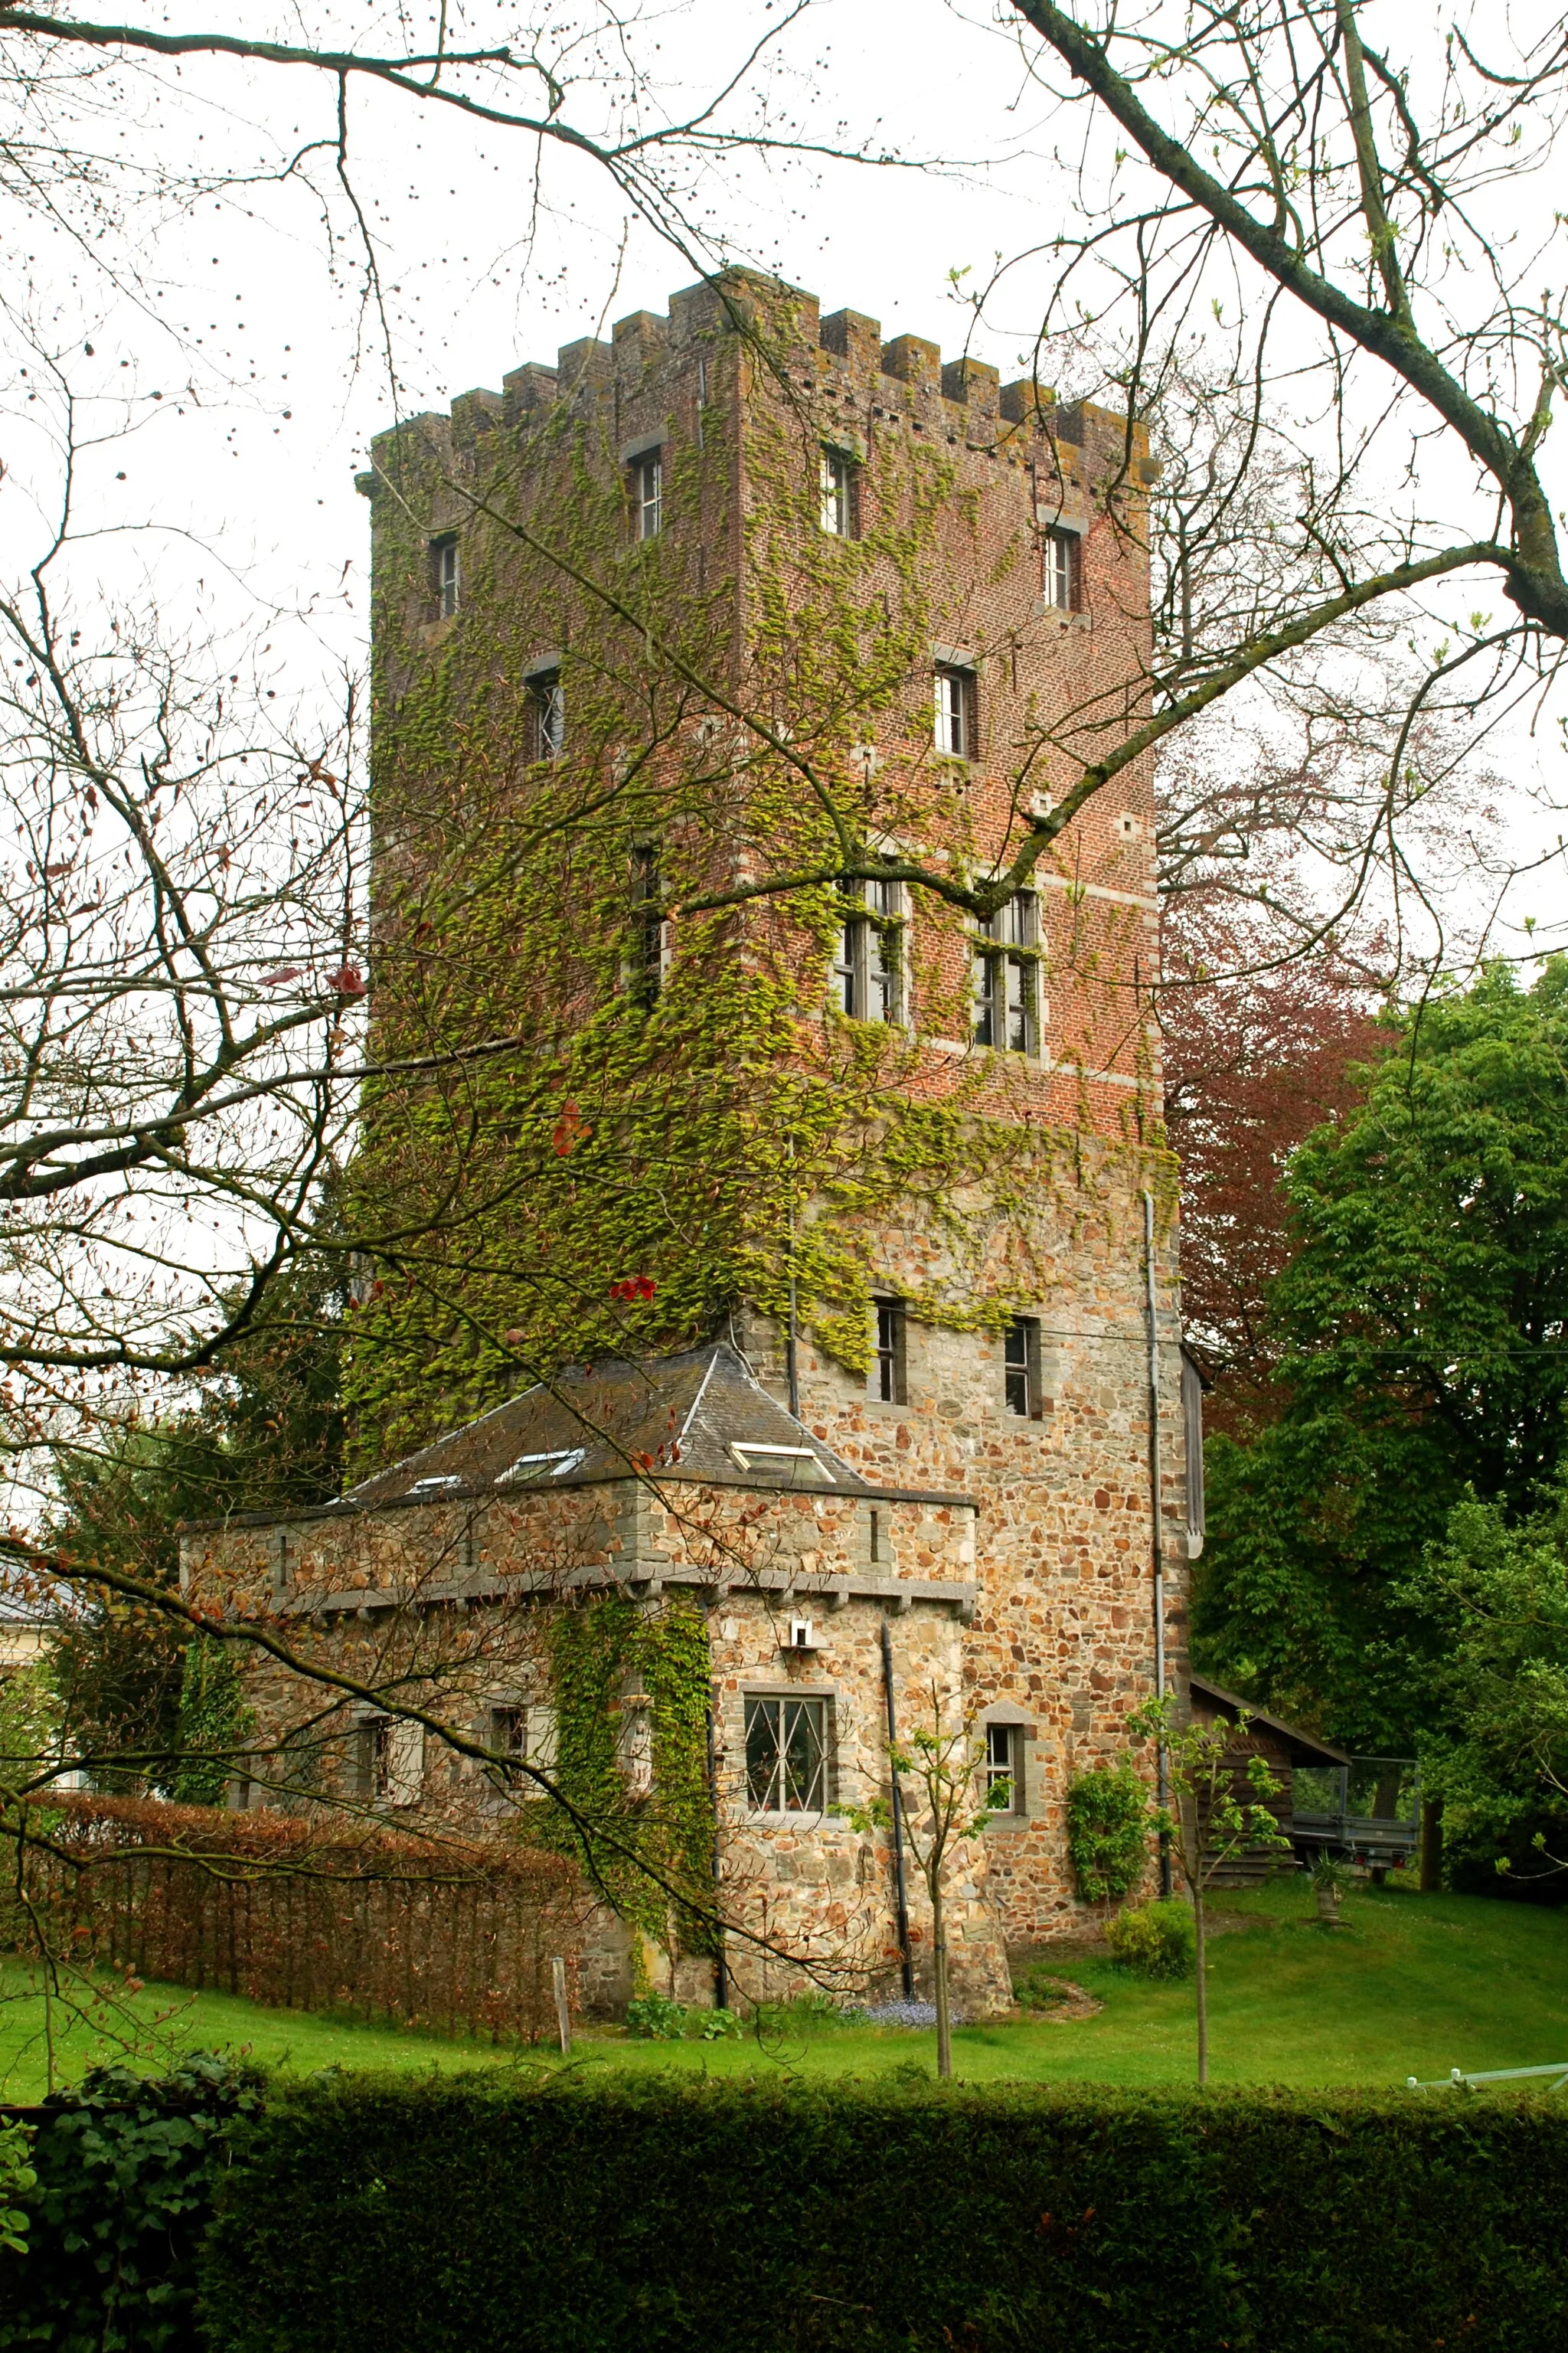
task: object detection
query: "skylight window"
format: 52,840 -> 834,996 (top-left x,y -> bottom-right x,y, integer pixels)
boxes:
729,1443 -> 831,1483
498,1448 -> 587,1485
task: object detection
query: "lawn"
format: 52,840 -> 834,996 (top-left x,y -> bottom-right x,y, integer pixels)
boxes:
5,1877 -> 1566,2101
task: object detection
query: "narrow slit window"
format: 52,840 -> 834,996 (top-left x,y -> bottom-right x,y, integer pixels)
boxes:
1043,527 -> 1080,612
819,447 -> 854,536
432,534 -> 459,619
985,1723 -> 1021,1812
528,670 -> 564,762
934,665 -> 978,760
1004,1315 -> 1042,1418
629,842 -> 670,1005
633,451 -> 663,541
870,1297 -> 907,1405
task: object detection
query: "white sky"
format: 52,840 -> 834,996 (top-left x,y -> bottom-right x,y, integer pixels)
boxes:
2,0 -> 1563,947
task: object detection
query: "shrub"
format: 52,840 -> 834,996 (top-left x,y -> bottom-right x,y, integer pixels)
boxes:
1065,1760 -> 1151,1904
1105,1899 -> 1196,1979
626,1992 -> 687,2040
0,2052 -> 260,2351
0,2123 -> 34,2259
199,2074 -> 1568,2352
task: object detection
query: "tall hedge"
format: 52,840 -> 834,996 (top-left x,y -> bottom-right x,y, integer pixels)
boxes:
199,2074 -> 1567,2352
0,2056 -> 260,2353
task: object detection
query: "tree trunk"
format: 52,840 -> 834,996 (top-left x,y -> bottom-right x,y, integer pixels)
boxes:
1421,1797 -> 1444,1893
933,1882 -> 952,2080
1194,1888 -> 1208,2086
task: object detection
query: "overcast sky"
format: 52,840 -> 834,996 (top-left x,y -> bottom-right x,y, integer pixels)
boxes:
4,1 -> 1563,949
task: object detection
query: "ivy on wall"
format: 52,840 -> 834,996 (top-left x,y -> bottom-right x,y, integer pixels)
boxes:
343,286 -> 1174,1464
542,1596 -> 717,1957
170,1636 -> 252,1807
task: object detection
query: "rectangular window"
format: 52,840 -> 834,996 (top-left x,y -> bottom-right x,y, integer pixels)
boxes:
432,534 -> 459,619
985,1723 -> 1021,1812
633,451 -> 663,541
973,892 -> 1040,1054
354,1717 -> 423,1809
819,446 -> 855,536
527,670 -> 564,762
745,1693 -> 828,1814
629,843 -> 670,1005
1043,526 -> 1080,612
934,665 -> 978,760
829,878 -> 904,1025
1004,1315 -> 1042,1417
488,1705 -> 527,1779
1182,1348 -> 1207,1559
871,1297 -> 907,1404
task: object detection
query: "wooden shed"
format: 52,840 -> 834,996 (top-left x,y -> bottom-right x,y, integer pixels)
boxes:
1187,1674 -> 1349,1885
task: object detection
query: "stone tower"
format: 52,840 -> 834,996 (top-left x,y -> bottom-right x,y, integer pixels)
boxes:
336,268 -> 1194,1956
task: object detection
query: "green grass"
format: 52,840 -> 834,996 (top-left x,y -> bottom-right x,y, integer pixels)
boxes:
5,1878 -> 1566,2100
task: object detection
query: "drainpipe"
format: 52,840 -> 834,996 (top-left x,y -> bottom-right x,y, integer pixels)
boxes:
880,1618 -> 914,1997
786,1137 -> 800,1417
707,1704 -> 728,2009
1144,1189 -> 1172,1899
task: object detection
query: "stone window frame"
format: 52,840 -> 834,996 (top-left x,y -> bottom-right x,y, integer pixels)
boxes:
933,660 -> 978,760
1041,523 -> 1083,613
1004,1314 -> 1045,1420
629,447 -> 663,541
829,876 -> 906,1028
524,668 -> 564,763
869,1295 -> 908,1405
977,1701 -> 1034,1826
818,443 -> 860,538
740,1685 -> 836,1821
350,1707 -> 425,1810
477,1695 -> 557,1811
972,890 -> 1043,1058
625,838 -> 672,1006
429,532 -> 460,620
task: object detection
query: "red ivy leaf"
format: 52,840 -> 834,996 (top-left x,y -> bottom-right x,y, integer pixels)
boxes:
552,1101 -> 591,1156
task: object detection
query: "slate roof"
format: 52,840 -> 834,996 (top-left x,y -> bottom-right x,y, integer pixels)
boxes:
339,1342 -> 875,1512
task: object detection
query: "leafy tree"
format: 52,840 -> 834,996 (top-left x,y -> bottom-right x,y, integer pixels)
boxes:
1161,907 -> 1386,1429
44,1253 -> 347,1791
841,1690 -> 1013,2079
1194,960 -> 1568,1750
1398,1479 -> 1568,1896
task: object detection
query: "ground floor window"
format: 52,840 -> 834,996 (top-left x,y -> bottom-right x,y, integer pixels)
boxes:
745,1693 -> 828,1813
985,1722 -> 1021,1812
354,1714 -> 424,1809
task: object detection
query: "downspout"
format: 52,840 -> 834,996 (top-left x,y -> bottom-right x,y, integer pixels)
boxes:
707,1704 -> 728,2009
880,1618 -> 914,1997
1143,1188 -> 1172,1899
786,1136 -> 800,1417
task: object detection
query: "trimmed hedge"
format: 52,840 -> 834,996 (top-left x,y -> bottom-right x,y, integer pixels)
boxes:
199,2074 -> 1568,2352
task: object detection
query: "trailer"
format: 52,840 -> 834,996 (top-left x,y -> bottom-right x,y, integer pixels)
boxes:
1292,1756 -> 1420,1877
